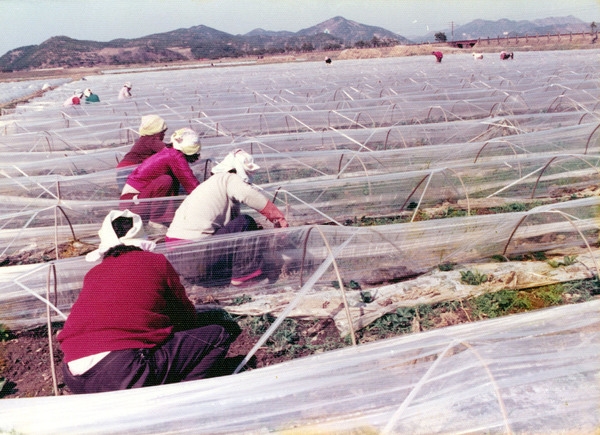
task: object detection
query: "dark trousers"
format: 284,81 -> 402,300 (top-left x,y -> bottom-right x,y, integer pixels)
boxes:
215,215 -> 264,284
214,214 -> 264,281
167,214 -> 265,286
119,175 -> 179,224
62,324 -> 235,394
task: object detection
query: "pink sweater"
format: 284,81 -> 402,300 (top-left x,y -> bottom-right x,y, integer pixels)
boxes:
57,251 -> 196,363
117,134 -> 166,168
125,147 -> 200,194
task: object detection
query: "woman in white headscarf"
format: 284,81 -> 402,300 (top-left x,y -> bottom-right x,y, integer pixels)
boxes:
118,82 -> 132,100
166,149 -> 288,286
57,209 -> 239,394
83,88 -> 100,103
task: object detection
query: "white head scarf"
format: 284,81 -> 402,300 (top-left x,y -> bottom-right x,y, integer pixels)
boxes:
139,115 -> 167,136
85,209 -> 156,262
211,149 -> 260,183
171,128 -> 201,156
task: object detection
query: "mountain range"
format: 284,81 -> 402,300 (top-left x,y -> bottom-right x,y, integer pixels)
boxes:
0,15 -> 593,72
424,15 -> 592,41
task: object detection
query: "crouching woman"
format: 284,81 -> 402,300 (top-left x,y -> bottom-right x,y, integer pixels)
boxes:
119,127 -> 201,231
165,149 -> 288,287
57,209 -> 238,394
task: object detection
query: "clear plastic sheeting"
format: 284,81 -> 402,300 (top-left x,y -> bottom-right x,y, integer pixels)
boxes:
0,78 -> 71,105
0,122 -> 136,152
0,51 -> 597,218
3,51 -> 600,141
0,49 -> 599,433
0,154 -> 596,251
0,52 -> 597,322
1,300 -> 598,435
0,148 -> 597,260
1,196 -> 598,330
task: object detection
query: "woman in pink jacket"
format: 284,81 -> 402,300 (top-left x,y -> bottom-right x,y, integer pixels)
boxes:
120,128 -> 201,233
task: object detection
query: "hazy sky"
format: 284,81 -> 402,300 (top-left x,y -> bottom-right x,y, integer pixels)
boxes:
1,0 -> 599,56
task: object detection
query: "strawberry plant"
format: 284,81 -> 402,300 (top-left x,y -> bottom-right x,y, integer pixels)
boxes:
460,269 -> 488,285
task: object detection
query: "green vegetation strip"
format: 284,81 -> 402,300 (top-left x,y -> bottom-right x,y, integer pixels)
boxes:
232,278 -> 599,358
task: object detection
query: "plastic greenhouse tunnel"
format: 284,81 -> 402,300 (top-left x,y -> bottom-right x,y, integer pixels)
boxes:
0,48 -> 599,434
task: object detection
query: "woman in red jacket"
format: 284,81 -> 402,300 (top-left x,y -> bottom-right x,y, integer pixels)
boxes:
118,115 -> 168,167
116,115 -> 168,191
57,209 -> 239,394
120,127 -> 201,233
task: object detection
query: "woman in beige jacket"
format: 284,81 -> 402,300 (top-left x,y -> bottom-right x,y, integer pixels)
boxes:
166,149 -> 287,287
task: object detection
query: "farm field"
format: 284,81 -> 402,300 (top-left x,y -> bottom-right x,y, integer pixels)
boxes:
0,49 -> 599,434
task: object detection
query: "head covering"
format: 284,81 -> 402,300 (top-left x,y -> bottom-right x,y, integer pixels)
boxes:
85,209 -> 156,262
124,82 -> 132,88
83,88 -> 92,97
139,115 -> 167,136
211,149 -> 260,183
171,128 -> 200,156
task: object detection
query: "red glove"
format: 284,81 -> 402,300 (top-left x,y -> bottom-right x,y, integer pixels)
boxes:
259,201 -> 288,228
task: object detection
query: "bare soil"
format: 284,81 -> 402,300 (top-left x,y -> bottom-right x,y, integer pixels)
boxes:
1,282 -> 497,399
0,316 -> 344,398
3,273 -> 598,399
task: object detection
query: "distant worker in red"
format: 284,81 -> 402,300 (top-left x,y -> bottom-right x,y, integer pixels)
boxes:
63,89 -> 83,107
57,209 -> 239,394
432,51 -> 443,63
500,51 -> 514,60
120,127 -> 201,234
